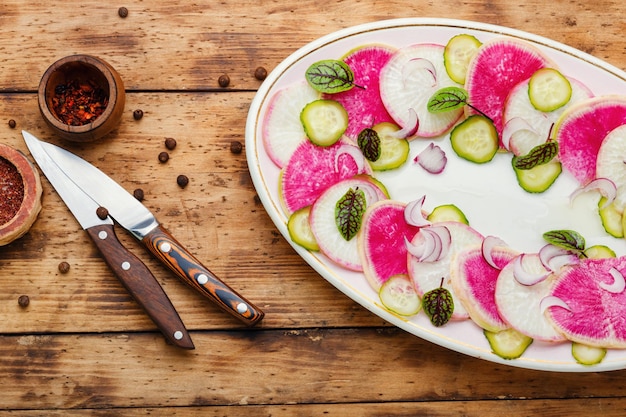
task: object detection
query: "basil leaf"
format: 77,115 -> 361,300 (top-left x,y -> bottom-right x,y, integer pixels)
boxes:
335,188 -> 366,241
543,229 -> 586,252
305,60 -> 355,93
513,141 -> 559,170
427,87 -> 468,113
357,128 -> 381,162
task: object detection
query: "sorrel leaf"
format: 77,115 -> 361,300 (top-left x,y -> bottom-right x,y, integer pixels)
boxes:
357,128 -> 381,162
335,188 -> 366,241
427,87 -> 469,113
513,141 -> 559,170
543,229 -> 586,252
305,60 -> 356,93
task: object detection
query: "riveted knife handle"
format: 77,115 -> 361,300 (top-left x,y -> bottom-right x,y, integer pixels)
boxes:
142,225 -> 264,326
86,224 -> 195,350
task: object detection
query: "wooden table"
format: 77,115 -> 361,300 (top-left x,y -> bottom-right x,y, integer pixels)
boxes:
2,1 -> 626,415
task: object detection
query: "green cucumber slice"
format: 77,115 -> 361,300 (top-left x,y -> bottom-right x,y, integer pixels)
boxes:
528,68 -> 572,112
300,99 -> 348,146
512,160 -> 562,193
584,244 -> 616,259
484,328 -> 533,360
598,197 -> 623,238
368,122 -> 410,171
443,34 -> 482,84
427,204 -> 469,225
571,342 -> 607,366
287,206 -> 319,251
449,115 -> 498,164
379,274 -> 421,316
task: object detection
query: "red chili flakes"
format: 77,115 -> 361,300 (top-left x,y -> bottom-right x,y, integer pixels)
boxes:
0,157 -> 24,225
52,80 -> 109,126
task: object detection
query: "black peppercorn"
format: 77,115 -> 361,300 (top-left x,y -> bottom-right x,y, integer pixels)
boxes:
158,151 -> 169,163
165,137 -> 177,150
18,295 -> 30,308
8,119 -> 16,128
254,66 -> 268,81
118,7 -> 128,18
230,140 -> 243,154
133,109 -> 144,120
96,206 -> 109,220
218,74 -> 230,87
133,188 -> 144,201
177,174 -> 189,188
58,261 -> 70,274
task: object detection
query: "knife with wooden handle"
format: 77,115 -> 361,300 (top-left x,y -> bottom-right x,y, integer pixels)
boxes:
22,130 -> 264,326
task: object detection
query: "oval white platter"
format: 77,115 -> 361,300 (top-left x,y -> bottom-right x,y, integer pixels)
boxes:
245,18 -> 626,372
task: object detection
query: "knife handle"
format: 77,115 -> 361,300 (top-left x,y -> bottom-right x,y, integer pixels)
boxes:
86,224 -> 195,350
142,225 -> 265,326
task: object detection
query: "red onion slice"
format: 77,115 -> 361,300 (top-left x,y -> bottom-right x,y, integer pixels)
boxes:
391,108 -> 419,139
501,117 -> 538,151
405,225 -> 451,263
404,195 -> 430,227
599,267 -> 626,294
401,58 -> 437,87
334,144 -> 365,174
513,254 -> 549,286
481,235 -> 508,269
414,143 -> 447,174
538,244 -> 579,272
569,177 -> 617,209
540,296 -> 572,315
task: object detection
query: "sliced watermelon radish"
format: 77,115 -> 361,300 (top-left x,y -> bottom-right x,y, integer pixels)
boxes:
546,256 -> 626,348
451,244 -> 518,332
464,37 -> 553,143
310,176 -> 388,271
503,76 -> 594,156
379,43 -> 464,138
326,44 -> 396,140
279,140 -> 369,215
408,221 -> 483,320
555,95 -> 626,184
596,125 -> 626,206
495,253 -> 567,342
262,80 -> 321,167
357,200 -> 421,291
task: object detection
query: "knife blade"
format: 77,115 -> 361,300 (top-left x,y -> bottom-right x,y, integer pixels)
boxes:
22,131 -> 194,349
22,131 -> 265,326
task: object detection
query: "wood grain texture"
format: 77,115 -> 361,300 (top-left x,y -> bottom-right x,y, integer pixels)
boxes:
1,0 -> 626,414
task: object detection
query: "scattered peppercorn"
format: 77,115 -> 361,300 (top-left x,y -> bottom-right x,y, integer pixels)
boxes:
8,119 -> 16,128
133,188 -> 144,201
254,66 -> 268,80
218,74 -> 230,88
18,295 -> 30,308
164,137 -> 177,150
230,140 -> 243,154
96,206 -> 109,220
58,261 -> 70,274
133,109 -> 144,120
118,7 -> 128,18
176,174 -> 189,188
158,151 -> 169,163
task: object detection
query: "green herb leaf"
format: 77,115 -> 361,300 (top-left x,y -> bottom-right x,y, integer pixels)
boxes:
335,188 -> 366,241
427,87 -> 469,113
305,60 -> 356,93
513,141 -> 559,170
422,278 -> 454,327
357,128 -> 381,162
543,229 -> 586,252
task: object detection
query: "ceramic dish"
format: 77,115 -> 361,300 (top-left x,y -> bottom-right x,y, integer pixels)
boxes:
245,18 -> 626,372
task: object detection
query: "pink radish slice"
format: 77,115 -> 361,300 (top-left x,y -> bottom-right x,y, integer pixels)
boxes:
556,95 -> 626,184
408,221 -> 483,320
357,200 -> 421,291
451,245 -> 518,332
465,37 -> 553,144
379,43 -> 464,138
547,256 -> 626,348
280,140 -> 369,215
326,45 -> 396,140
262,80 -> 321,167
495,253 -> 567,342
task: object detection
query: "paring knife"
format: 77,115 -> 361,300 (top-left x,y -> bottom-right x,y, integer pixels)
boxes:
22,131 -> 194,349
22,131 -> 265,326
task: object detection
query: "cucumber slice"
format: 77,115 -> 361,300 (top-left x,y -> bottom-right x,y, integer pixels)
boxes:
571,342 -> 607,366
287,206 -> 319,251
484,328 -> 533,360
368,122 -> 410,171
449,115 -> 498,164
584,244 -> 616,259
443,34 -> 482,84
379,274 -> 421,316
598,197 -> 623,238
427,204 -> 469,225
528,68 -> 572,112
300,99 -> 349,146
512,160 -> 562,193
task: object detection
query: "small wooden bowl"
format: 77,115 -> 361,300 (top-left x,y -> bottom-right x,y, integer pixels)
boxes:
38,55 -> 125,142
